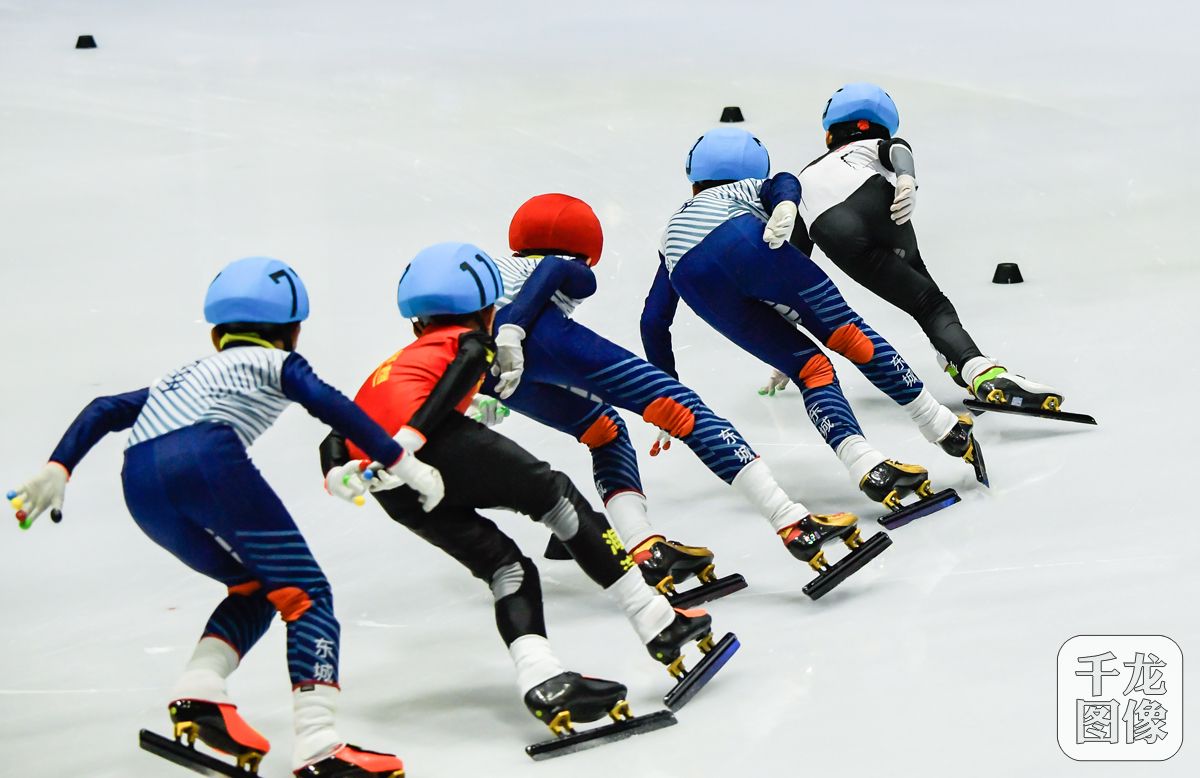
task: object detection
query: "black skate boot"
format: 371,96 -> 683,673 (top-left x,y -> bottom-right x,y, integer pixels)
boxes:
647,609 -> 740,711
972,366 -> 1064,411
778,513 -> 893,600
859,460 -> 931,509
525,672 -> 629,735
632,536 -> 747,608
938,413 -> 989,486
522,672 -> 678,760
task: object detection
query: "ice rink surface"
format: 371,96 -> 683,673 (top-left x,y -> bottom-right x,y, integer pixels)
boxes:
2,1 -> 1198,775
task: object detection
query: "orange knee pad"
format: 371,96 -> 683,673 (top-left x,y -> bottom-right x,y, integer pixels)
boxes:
579,414 -> 619,449
826,323 -> 875,364
643,397 -> 695,438
267,587 -> 313,622
798,354 -> 835,388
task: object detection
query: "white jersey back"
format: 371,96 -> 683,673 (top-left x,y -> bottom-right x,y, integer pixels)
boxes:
127,347 -> 291,449
493,253 -> 582,317
798,139 -> 897,225
660,179 -> 768,273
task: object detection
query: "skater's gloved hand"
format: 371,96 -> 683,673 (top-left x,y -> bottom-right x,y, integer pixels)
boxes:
762,201 -> 798,249
469,395 -> 509,427
891,174 -> 916,225
491,324 -> 526,400
757,369 -> 789,397
649,429 -> 672,457
324,461 -> 370,506
8,462 -> 67,530
384,452 -> 445,512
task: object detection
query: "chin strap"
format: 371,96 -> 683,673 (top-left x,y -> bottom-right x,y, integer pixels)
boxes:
218,333 -> 277,350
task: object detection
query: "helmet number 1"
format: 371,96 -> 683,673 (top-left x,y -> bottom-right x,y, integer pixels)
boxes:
269,269 -> 299,318
459,254 -> 501,308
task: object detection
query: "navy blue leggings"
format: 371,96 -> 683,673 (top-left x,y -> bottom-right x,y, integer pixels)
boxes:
670,214 -> 924,451
492,308 -> 757,501
122,423 -> 339,687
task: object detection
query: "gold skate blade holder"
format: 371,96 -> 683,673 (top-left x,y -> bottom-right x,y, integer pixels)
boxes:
173,721 -> 199,747
843,528 -> 863,550
608,700 -> 633,722
697,564 -> 716,584
882,490 -> 902,510
666,656 -> 687,679
916,480 -> 934,499
697,633 -> 716,654
807,550 -> 829,573
985,388 -> 1006,404
1042,396 -> 1060,411
236,751 -> 264,773
655,575 -> 676,595
548,710 -> 575,737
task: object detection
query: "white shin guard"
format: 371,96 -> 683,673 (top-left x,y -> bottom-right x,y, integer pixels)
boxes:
835,435 -> 887,487
731,458 -> 809,533
508,634 -> 566,695
170,636 -> 239,704
292,684 -> 343,770
605,491 -> 654,550
605,567 -> 675,644
903,389 -> 958,443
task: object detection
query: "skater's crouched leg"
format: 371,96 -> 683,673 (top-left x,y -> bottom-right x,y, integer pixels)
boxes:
537,468 -> 632,589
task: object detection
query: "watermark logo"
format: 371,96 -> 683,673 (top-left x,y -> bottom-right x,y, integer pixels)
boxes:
1058,635 -> 1183,761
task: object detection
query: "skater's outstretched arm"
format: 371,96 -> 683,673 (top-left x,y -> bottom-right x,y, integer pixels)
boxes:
280,353 -> 404,466
878,138 -> 916,224
8,387 -> 148,527
640,254 -> 681,378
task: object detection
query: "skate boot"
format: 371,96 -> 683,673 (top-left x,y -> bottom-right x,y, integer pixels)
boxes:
168,698 -> 271,772
633,536 -> 715,593
972,367 -> 1064,411
778,513 -> 893,600
295,745 -> 405,777
938,413 -> 989,486
859,460 -> 932,509
646,608 -> 740,711
524,672 -> 630,736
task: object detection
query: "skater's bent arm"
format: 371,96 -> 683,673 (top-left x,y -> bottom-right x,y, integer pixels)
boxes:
640,255 -> 680,379
48,388 -> 149,474
319,430 -> 351,474
759,172 -> 801,213
503,257 -> 597,332
879,138 -> 915,178
280,353 -> 403,465
407,331 -> 494,438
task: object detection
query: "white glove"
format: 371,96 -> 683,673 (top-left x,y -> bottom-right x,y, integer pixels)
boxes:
469,395 -> 509,427
324,461 -> 370,506
8,462 -> 68,530
491,324 -> 526,399
649,429 -> 672,457
757,369 -> 789,397
891,174 -> 916,224
384,453 -> 445,512
762,201 -> 798,249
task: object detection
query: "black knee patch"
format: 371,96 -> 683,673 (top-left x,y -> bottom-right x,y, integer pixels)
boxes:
491,556 -> 546,645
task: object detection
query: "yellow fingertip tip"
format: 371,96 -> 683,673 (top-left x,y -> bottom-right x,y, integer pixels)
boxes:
10,498 -> 22,510
353,495 -> 365,506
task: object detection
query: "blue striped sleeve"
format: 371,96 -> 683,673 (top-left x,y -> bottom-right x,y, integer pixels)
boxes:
503,256 -> 596,332
640,254 -> 681,378
49,388 -> 149,474
280,353 -> 404,465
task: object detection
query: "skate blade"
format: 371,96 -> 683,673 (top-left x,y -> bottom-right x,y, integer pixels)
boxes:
802,532 -> 892,601
543,535 -> 572,560
666,574 -> 748,610
877,489 -> 960,531
139,729 -> 256,777
967,438 -> 990,488
964,399 -> 1096,425
662,632 -> 740,711
525,709 -> 677,760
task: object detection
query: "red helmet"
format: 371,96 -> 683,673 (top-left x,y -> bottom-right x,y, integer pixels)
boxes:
509,193 -> 604,267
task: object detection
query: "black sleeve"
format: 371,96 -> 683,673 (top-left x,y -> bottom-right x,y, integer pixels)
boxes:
789,214 -> 814,256
319,430 -> 351,476
408,331 -> 495,438
877,137 -> 913,172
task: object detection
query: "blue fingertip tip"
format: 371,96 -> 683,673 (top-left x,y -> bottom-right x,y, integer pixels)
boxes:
5,491 -> 15,500
362,469 -> 374,480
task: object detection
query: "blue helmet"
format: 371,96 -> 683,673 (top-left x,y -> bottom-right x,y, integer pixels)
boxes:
685,127 -> 770,183
396,242 -> 503,319
204,256 -> 310,325
822,82 -> 900,136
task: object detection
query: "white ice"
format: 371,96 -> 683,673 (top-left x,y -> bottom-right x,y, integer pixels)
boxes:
1,1 -> 1198,776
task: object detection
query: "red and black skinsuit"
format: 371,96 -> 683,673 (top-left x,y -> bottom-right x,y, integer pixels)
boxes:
319,323 -> 634,646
